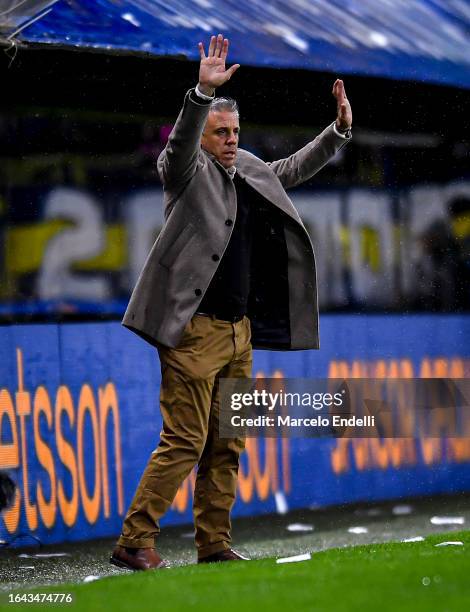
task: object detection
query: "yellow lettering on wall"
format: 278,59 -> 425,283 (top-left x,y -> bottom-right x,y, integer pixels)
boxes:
98,383 -> 124,517
352,438 -> 369,470
395,384 -> 416,438
329,356 -> 470,474
4,222 -> 126,275
331,439 -> 350,474
368,438 -> 390,469
388,360 -> 400,378
2,348 -> 126,535
352,360 -> 367,378
356,357 -> 462,381
74,225 -> 127,271
238,439 -> 279,503
372,360 -> 387,378
237,441 -> 254,503
448,437 -> 470,462
55,386 -> 78,527
420,438 -> 442,464
271,370 -> 288,493
0,389 -> 19,470
328,361 -> 351,378
419,357 -> 463,378
368,439 -> 416,469
5,220 -> 69,274
449,358 -> 464,377
420,358 -> 433,378
433,359 -> 448,377
360,226 -> 380,272
33,386 -> 57,529
77,385 -> 101,524
15,349 -> 37,531
281,438 -> 290,494
0,388 -> 21,533
253,439 -> 276,500
2,489 -> 21,534
399,359 -> 414,378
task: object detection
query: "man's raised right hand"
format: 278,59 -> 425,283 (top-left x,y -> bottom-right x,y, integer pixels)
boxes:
198,34 -> 240,96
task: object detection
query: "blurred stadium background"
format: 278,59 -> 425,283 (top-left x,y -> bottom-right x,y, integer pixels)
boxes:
0,0 -> 470,590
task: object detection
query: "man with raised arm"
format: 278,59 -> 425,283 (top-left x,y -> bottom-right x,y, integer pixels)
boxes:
111,34 -> 352,570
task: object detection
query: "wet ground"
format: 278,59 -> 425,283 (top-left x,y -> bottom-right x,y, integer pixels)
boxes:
1,493 -> 469,592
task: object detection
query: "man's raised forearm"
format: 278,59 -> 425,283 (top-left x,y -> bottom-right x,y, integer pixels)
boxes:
269,79 -> 352,189
267,122 -> 351,189
157,89 -> 212,187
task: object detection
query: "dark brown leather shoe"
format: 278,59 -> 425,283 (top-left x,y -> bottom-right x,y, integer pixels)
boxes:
110,545 -> 169,571
198,548 -> 250,563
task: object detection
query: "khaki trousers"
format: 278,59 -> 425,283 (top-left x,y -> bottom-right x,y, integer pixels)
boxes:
117,314 -> 252,558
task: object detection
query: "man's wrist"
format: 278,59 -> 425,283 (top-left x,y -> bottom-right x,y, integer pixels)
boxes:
333,121 -> 352,138
196,83 -> 215,99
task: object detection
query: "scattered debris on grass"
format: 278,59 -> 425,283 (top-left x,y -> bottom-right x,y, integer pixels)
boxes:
393,505 -> 413,515
286,523 -> 314,533
348,527 -> 369,534
430,516 -> 465,525
274,491 -> 288,515
18,553 -> 71,559
83,575 -> 100,583
276,552 -> 311,564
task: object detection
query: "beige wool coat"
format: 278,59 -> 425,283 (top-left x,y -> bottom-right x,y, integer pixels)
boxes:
122,88 -> 350,350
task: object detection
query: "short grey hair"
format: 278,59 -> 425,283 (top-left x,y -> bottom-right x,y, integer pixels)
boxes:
209,96 -> 239,117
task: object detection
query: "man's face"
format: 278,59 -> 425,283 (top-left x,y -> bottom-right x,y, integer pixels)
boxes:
201,111 -> 240,169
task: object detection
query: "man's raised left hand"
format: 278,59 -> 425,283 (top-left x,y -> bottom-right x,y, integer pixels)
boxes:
332,79 -> 352,132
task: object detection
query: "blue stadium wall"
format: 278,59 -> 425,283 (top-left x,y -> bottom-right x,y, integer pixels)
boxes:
1,315 -> 470,546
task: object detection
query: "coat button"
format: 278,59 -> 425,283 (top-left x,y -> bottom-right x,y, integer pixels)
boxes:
195,289 -> 202,296
225,219 -> 233,226
212,254 -> 220,261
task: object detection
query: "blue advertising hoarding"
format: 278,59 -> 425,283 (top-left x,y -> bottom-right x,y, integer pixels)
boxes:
1,314 -> 470,546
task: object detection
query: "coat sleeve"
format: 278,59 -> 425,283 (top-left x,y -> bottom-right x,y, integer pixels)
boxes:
157,89 -> 212,188
266,122 -> 351,189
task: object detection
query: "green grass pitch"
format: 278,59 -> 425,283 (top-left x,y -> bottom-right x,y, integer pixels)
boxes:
4,530 -> 469,612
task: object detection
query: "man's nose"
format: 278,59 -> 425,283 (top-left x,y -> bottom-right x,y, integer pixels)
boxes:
226,132 -> 237,144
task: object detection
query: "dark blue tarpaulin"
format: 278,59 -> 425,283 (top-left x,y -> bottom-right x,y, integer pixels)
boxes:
2,0 -> 470,89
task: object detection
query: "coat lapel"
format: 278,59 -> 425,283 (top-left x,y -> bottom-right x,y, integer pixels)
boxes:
202,148 -> 305,227
234,150 -> 303,225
